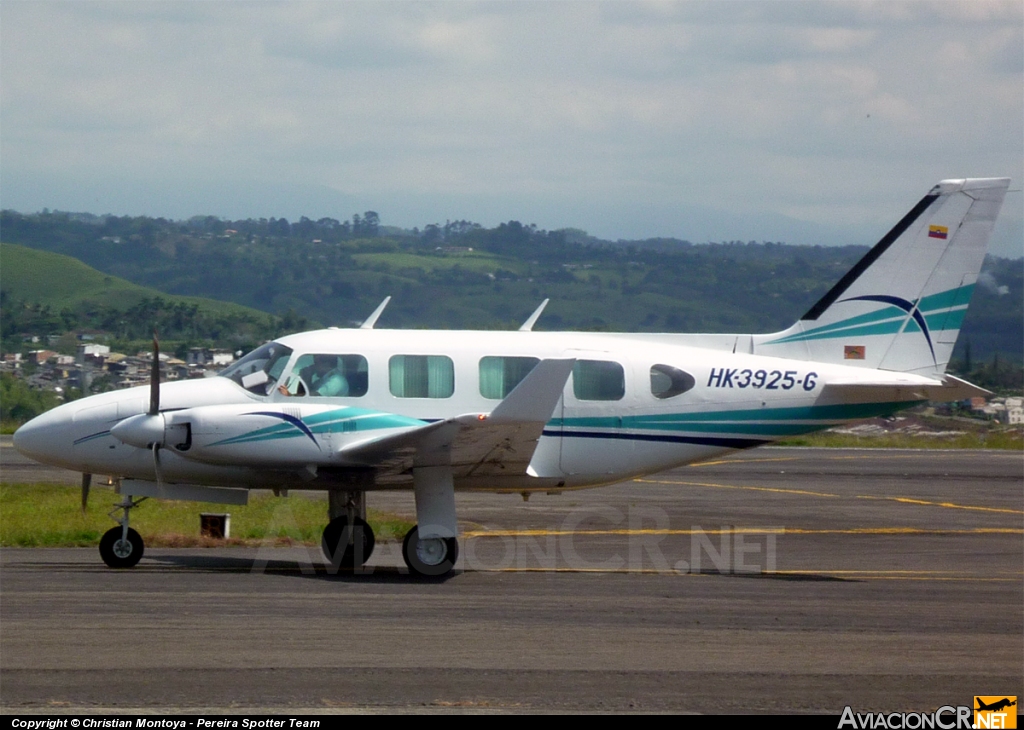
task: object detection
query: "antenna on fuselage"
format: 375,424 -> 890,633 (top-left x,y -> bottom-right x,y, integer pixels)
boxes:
360,296 -> 391,329
519,299 -> 549,332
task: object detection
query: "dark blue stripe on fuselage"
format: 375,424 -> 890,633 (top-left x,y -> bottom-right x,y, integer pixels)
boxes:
542,429 -> 769,450
246,411 -> 320,449
73,430 -> 111,446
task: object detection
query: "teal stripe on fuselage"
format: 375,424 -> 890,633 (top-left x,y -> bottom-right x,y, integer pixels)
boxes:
552,400 -> 924,437
210,408 -> 426,447
767,306 -> 906,344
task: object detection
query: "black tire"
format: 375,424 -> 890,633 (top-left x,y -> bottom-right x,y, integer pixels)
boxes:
99,527 -> 144,568
402,526 -> 458,577
321,516 -> 375,568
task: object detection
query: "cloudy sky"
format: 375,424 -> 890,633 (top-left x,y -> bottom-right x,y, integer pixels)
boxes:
2,1 -> 1021,254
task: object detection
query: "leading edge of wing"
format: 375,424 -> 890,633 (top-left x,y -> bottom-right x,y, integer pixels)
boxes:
338,358 -> 575,471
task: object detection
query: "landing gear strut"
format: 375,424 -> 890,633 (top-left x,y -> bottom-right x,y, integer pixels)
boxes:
402,466 -> 459,577
99,494 -> 147,568
322,491 -> 375,569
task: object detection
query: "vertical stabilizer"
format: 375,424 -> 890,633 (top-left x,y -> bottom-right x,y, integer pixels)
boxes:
757,178 -> 1010,375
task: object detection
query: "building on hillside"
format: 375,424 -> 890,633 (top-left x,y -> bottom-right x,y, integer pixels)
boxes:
186,348 -> 235,367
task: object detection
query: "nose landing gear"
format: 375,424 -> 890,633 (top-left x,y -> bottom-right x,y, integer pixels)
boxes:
99,494 -> 147,568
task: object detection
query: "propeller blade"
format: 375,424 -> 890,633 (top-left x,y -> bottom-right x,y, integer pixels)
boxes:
149,332 -> 160,416
81,473 -> 92,514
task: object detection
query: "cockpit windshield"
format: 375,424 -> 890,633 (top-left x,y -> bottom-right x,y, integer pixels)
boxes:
218,342 -> 294,395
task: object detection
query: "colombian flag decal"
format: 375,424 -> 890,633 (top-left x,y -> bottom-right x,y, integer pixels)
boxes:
928,225 -> 948,239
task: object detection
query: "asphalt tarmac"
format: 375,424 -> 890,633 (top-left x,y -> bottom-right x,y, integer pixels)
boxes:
1,439 -> 1021,713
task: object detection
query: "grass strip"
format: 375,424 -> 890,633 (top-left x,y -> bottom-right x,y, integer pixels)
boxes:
777,429 -> 1022,450
0,483 -> 415,548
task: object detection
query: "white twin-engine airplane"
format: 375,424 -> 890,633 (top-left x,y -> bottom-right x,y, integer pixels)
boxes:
12,178 -> 1010,576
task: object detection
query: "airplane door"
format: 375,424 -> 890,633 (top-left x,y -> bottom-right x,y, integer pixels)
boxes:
558,350 -> 635,477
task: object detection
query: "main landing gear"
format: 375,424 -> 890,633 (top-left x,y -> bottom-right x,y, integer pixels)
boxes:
321,515 -> 375,569
321,491 -> 376,570
402,526 -> 459,577
99,493 -> 147,568
322,487 -> 460,577
402,465 -> 460,577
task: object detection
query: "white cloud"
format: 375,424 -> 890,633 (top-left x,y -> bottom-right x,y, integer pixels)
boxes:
1,1 -> 1020,255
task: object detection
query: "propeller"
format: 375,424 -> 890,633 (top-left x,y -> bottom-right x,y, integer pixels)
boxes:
149,333 -> 164,489
81,472 -> 91,514
149,332 -> 160,416
110,331 -> 167,489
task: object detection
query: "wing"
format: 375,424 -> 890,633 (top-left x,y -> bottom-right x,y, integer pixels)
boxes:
338,358 -> 574,479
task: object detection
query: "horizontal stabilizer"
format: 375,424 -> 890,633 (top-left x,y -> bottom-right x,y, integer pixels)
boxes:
823,373 -> 989,403
340,358 -> 574,478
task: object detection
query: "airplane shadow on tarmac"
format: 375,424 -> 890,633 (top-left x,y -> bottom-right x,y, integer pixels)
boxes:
139,551 -> 850,582
142,551 -> 458,583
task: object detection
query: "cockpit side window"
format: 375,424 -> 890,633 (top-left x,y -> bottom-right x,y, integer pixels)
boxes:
279,354 -> 368,398
218,342 -> 294,395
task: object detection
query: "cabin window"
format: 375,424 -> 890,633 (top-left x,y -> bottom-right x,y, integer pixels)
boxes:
650,364 -> 695,399
389,355 -> 455,398
219,342 -> 293,395
279,354 -> 368,397
479,356 -> 540,399
572,360 -> 625,401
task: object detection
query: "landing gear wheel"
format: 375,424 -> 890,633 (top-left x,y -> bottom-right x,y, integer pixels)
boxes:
99,527 -> 144,568
321,515 -> 375,568
402,526 -> 458,577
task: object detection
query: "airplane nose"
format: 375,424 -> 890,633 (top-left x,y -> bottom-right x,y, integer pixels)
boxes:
12,407 -> 72,466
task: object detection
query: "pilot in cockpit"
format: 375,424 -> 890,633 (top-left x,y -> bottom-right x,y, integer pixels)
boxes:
279,354 -> 349,397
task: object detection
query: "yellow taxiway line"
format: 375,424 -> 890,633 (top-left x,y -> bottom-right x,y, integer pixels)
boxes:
635,478 -> 1024,515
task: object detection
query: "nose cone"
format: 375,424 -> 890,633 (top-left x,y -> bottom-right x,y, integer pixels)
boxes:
12,406 -> 75,467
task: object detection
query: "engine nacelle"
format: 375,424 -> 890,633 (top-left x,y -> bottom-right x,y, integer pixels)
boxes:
157,403 -> 424,467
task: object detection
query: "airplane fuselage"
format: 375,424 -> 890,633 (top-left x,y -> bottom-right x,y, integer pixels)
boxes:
15,328 -> 935,493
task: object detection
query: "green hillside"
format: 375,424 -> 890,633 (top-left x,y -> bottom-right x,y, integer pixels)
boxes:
0,242 -> 294,351
1,242 -> 269,318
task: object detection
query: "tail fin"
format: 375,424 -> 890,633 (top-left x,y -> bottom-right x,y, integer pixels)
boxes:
757,178 -> 1010,375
